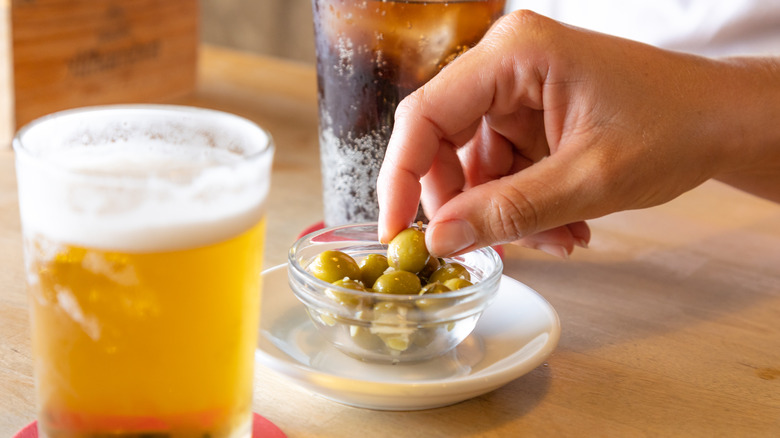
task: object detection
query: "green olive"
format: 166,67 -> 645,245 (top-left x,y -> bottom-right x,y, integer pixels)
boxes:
419,282 -> 450,295
325,278 -> 368,308
443,277 -> 473,290
372,270 -> 422,295
428,262 -> 471,284
333,278 -> 365,290
359,253 -> 389,288
372,300 -> 409,315
417,255 -> 441,283
308,250 -> 360,283
416,282 -> 451,310
387,227 -> 430,274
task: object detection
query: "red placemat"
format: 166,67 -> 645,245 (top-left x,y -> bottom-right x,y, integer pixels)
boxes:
14,413 -> 286,438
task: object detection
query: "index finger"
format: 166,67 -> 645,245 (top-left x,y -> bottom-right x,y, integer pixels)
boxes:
377,80 -> 488,242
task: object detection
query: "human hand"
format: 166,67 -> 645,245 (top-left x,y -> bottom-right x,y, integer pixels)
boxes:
377,10 -> 780,257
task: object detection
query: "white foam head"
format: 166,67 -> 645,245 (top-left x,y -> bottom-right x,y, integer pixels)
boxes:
14,105 -> 274,252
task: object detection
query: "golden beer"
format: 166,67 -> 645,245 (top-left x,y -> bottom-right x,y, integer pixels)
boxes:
15,106 -> 274,438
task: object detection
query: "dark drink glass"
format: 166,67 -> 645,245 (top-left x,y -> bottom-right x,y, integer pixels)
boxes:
312,0 -> 506,226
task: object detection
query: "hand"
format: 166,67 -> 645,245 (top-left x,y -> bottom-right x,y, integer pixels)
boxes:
377,10 -> 780,257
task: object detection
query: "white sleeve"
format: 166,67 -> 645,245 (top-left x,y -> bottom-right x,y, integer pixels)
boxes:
505,0 -> 780,57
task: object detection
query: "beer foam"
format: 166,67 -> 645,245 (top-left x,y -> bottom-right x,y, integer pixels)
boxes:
15,106 -> 274,252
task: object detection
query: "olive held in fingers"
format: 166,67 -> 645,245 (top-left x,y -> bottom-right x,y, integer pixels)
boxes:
387,227 -> 430,274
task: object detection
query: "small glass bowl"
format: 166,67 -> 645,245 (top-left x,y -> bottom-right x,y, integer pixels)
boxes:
287,223 -> 503,364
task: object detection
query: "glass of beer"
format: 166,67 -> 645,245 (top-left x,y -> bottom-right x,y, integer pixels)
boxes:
14,105 -> 274,438
312,0 -> 506,226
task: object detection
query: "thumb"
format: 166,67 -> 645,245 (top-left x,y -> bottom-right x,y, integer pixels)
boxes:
424,153 -> 592,256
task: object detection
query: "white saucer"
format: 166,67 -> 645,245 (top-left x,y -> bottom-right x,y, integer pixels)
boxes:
256,264 -> 560,411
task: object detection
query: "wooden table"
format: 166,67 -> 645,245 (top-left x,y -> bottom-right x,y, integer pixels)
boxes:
1,45 -> 779,437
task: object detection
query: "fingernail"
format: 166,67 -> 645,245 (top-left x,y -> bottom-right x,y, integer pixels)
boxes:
428,220 -> 476,256
574,238 -> 589,249
538,244 -> 570,260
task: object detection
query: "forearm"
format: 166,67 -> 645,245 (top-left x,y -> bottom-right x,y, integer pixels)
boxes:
711,57 -> 780,202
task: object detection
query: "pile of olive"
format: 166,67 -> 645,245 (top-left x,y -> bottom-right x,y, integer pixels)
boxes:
306,225 -> 475,354
308,226 -> 473,296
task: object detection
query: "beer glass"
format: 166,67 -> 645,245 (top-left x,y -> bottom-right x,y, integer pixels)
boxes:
14,105 -> 274,438
312,0 -> 506,226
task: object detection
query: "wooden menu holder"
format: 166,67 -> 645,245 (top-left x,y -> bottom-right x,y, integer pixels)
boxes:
0,0 -> 199,147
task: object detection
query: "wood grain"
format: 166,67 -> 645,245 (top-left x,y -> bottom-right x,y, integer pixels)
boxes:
0,0 -> 12,146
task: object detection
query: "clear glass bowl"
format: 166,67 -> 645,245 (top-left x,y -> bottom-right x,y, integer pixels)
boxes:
287,223 -> 503,364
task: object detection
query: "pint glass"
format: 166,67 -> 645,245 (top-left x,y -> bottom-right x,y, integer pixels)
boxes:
312,0 -> 506,226
14,105 -> 274,438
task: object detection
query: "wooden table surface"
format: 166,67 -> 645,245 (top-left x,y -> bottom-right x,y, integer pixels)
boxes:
1,45 -> 779,437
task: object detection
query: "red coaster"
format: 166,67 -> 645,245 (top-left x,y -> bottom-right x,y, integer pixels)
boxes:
297,220 -> 325,239
297,220 -> 505,259
14,413 -> 286,438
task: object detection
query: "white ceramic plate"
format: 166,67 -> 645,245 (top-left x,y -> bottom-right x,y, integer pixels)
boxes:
256,264 -> 560,411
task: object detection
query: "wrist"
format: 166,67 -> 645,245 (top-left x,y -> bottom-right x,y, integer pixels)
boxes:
708,57 -> 780,200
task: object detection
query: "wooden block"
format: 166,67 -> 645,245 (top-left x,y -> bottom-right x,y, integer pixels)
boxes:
2,0 -> 199,147
0,0 -> 12,147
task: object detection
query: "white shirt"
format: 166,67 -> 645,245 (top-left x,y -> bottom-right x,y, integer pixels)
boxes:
506,0 -> 780,56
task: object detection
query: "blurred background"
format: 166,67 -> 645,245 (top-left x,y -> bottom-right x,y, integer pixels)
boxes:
200,0 -> 316,64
